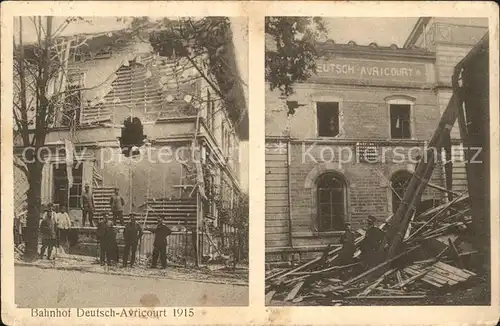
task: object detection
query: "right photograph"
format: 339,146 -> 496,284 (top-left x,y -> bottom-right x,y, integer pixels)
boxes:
264,17 -> 491,306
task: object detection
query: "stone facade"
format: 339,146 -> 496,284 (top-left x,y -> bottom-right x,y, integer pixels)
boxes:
265,17 -> 488,262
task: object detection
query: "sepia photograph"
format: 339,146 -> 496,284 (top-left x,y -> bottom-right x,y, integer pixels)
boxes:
264,17 -> 491,306
12,15 -> 249,308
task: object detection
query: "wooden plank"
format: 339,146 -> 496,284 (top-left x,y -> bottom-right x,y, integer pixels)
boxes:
344,295 -> 426,300
434,261 -> 475,278
426,271 -> 458,285
405,266 -> 448,285
265,186 -> 289,194
390,268 -> 431,289
357,269 -> 396,297
265,160 -> 288,168
265,193 -> 289,201
265,291 -> 277,305
343,247 -> 418,287
284,281 -> 305,301
403,267 -> 443,287
396,270 -> 404,287
432,265 -> 470,281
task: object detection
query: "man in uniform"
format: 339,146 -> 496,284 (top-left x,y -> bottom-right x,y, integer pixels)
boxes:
104,219 -> 119,266
81,184 -> 94,226
40,204 -> 57,259
335,222 -> 356,266
96,213 -> 109,265
359,215 -> 385,269
109,188 -> 125,225
149,218 -> 172,269
122,213 -> 143,267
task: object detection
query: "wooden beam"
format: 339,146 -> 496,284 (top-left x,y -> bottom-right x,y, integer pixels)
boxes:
284,281 -> 305,301
343,246 -> 417,287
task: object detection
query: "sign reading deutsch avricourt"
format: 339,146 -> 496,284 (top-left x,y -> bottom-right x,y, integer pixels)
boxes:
313,58 -> 429,84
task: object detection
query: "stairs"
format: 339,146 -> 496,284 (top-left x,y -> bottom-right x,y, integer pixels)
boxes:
145,198 -> 197,227
92,187 -> 197,228
93,187 -> 115,216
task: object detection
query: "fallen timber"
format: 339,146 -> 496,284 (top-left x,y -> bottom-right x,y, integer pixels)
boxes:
265,193 -> 480,305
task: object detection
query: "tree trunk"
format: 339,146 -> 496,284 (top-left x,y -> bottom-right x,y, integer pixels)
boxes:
23,160 -> 44,262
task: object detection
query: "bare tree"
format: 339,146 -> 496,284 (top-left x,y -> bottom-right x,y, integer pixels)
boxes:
13,16 -> 106,261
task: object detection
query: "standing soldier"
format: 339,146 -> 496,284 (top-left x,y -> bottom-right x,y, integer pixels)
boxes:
334,222 -> 355,266
149,218 -> 172,269
122,213 -> 143,268
40,204 -> 57,259
109,188 -> 125,225
104,220 -> 119,266
81,184 -> 94,227
359,215 -> 384,269
96,213 -> 109,265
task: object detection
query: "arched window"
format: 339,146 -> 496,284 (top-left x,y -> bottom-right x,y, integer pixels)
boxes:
391,171 -> 412,213
317,173 -> 347,231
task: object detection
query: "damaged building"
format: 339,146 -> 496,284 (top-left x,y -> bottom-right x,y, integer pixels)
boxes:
265,17 -> 488,262
14,28 -> 247,260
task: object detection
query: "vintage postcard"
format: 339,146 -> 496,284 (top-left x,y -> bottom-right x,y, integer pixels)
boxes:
264,15 -> 493,307
1,1 -> 500,326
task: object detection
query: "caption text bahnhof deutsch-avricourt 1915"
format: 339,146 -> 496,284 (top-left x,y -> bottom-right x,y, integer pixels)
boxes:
31,308 -> 195,318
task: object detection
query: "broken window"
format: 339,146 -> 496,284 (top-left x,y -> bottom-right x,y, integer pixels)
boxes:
317,102 -> 340,137
390,104 -> 411,139
53,163 -> 83,209
390,171 -> 412,213
61,73 -> 84,127
317,173 -> 346,232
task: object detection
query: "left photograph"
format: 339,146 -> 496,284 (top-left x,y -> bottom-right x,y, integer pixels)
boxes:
13,16 -> 249,307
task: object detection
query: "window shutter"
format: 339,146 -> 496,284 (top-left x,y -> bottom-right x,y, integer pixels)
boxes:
82,160 -> 94,191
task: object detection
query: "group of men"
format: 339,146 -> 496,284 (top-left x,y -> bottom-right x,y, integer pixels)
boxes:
96,213 -> 173,269
37,184 -> 174,269
335,215 -> 386,270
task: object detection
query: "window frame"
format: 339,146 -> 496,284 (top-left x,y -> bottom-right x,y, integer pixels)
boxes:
316,101 -> 340,138
385,96 -> 416,140
61,71 -> 86,127
52,162 -> 84,209
315,172 -> 348,232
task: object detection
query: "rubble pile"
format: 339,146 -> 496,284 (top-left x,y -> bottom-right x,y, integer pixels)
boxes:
265,194 -> 485,305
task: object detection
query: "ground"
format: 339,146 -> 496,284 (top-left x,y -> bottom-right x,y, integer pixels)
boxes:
16,265 -> 248,307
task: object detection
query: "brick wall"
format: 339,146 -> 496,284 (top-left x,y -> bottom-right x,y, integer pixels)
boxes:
265,82 -> 447,255
266,84 -> 440,140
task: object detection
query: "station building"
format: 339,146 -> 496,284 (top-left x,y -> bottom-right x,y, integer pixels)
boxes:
265,17 -> 488,262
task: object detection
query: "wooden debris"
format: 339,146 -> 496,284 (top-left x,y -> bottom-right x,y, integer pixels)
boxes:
390,268 -> 430,289
343,246 -> 418,287
265,290 -> 276,305
448,238 -> 464,269
344,295 -> 426,300
357,269 -> 395,297
284,281 -> 305,301
264,194 -> 483,306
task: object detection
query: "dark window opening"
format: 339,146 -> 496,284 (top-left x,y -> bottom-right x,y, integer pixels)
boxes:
317,173 -> 346,231
61,74 -> 83,127
53,163 -> 83,209
391,171 -> 412,213
317,102 -> 340,137
390,104 -> 411,139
